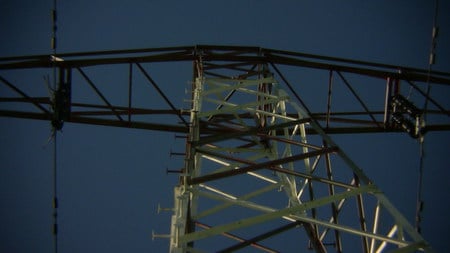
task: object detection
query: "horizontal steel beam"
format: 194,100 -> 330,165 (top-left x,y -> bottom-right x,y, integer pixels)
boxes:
1,45 -> 449,85
1,110 -> 449,134
0,110 -> 188,133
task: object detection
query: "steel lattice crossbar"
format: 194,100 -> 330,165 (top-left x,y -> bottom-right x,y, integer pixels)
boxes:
0,45 -> 449,136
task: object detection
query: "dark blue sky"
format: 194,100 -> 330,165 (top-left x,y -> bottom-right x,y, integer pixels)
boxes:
1,1 -> 449,252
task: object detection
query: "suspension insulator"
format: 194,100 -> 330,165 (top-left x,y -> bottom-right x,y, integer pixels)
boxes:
392,112 -> 420,138
52,68 -> 71,130
390,95 -> 423,138
392,95 -> 421,118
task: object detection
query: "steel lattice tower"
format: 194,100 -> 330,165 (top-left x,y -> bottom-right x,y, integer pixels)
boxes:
1,46 -> 449,252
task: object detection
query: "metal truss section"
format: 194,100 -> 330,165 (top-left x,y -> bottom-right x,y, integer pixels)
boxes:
1,45 -> 448,252
1,45 -> 449,136
168,59 -> 435,253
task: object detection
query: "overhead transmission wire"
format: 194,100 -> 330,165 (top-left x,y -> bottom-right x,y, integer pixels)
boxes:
415,0 -> 440,234
51,0 -> 59,252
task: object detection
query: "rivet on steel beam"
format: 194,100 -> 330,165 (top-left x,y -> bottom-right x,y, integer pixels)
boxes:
157,203 -> 174,214
166,167 -> 183,174
151,230 -> 171,240
169,149 -> 185,157
174,134 -> 187,139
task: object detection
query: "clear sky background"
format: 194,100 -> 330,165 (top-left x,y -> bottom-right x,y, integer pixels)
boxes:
0,1 -> 449,252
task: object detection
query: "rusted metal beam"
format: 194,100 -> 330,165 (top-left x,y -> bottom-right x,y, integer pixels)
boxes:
195,222 -> 279,253
0,76 -> 51,114
136,63 -> 189,127
77,67 -> 124,122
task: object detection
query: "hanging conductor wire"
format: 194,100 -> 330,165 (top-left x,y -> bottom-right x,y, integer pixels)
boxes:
51,0 -> 59,252
415,0 -> 439,234
52,131 -> 58,253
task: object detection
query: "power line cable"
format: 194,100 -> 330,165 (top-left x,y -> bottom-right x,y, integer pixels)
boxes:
415,0 -> 439,234
52,131 -> 58,253
51,0 -> 59,252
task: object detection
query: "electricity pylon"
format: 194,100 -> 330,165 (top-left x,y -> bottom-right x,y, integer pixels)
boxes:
1,45 -> 449,252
